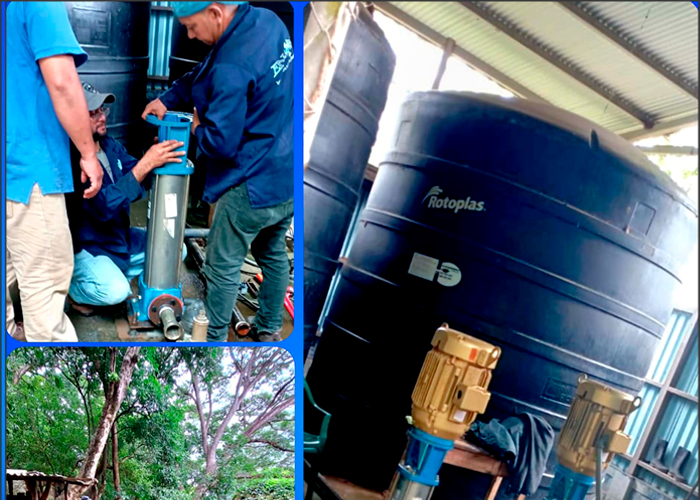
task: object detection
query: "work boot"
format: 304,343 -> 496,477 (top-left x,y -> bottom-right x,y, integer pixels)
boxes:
249,324 -> 282,342
649,439 -> 669,473
668,447 -> 691,483
66,295 -> 96,317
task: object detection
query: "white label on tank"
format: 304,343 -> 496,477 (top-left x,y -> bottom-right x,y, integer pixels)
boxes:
437,262 -> 461,287
408,253 -> 439,281
163,218 -> 175,239
453,410 -> 467,423
165,193 -> 178,219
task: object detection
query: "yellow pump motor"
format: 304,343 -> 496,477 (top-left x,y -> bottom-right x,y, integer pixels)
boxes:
547,374 -> 641,500
389,323 -> 501,500
557,374 -> 641,476
411,323 -> 501,439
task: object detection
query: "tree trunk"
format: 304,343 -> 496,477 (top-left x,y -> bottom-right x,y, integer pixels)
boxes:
67,347 -> 140,500
112,423 -> 121,499
189,349 -> 294,500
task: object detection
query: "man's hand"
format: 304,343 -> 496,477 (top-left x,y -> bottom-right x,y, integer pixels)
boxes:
143,140 -> 186,169
141,98 -> 167,120
192,107 -> 201,134
131,140 -> 186,183
80,154 -> 103,199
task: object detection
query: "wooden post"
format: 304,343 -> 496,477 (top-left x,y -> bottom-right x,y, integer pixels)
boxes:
38,481 -> 51,500
26,479 -> 37,500
484,476 -> 503,500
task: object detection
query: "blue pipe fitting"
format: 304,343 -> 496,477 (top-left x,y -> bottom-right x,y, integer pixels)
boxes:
145,112 -> 195,176
137,273 -> 183,322
547,465 -> 596,500
397,427 -> 455,487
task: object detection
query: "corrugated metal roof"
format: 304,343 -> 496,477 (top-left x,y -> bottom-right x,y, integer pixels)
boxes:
635,467 -> 691,499
6,470 -> 96,486
652,394 -> 699,487
675,332 -> 698,397
625,384 -> 660,455
646,310 -> 693,383
581,2 -> 699,84
380,1 -> 698,139
148,2 -> 174,78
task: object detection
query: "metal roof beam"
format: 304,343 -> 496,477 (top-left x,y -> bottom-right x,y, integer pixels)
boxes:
637,145 -> 698,156
621,114 -> 698,141
375,2 -> 549,103
458,1 -> 657,129
558,2 -> 698,100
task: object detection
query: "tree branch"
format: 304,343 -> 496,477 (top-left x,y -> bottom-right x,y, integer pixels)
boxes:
246,439 -> 294,453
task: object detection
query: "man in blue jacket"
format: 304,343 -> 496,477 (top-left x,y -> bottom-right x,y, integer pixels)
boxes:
66,83 -> 186,314
142,2 -> 294,342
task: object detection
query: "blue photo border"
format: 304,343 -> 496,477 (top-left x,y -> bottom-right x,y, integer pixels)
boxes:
1,1 -> 306,499
2,2 -> 698,500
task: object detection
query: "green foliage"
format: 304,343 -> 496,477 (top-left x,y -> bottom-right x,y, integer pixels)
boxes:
6,347 -> 295,500
230,468 -> 295,500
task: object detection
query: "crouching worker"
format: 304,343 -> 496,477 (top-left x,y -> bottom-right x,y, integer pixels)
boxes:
66,82 -> 187,314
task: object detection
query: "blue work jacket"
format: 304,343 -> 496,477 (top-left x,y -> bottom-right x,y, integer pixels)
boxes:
67,137 -> 148,273
158,3 -> 294,208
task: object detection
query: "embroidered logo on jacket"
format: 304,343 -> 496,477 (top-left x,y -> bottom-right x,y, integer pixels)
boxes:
271,39 -> 294,85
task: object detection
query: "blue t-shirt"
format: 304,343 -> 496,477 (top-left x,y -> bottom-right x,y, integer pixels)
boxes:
6,2 -> 88,205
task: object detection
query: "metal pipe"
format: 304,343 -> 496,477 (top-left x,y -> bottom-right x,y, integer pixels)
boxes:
184,228 -> 210,238
595,446 -> 602,500
185,237 -> 206,270
432,37 -> 455,90
159,306 -> 183,341
232,306 -> 251,336
389,474 -> 434,500
684,482 -> 698,500
144,174 -> 191,290
135,227 -> 211,238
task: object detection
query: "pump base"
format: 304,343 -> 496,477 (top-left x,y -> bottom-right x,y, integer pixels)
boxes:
547,465 -> 596,500
127,274 -> 185,336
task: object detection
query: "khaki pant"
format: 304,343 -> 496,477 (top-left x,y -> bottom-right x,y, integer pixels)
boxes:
6,184 -> 78,342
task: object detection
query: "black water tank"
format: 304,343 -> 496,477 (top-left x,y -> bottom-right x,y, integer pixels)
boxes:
303,5 -> 395,357
305,91 -> 698,494
66,2 -> 150,155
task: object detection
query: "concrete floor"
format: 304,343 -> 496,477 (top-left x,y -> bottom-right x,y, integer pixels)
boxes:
21,198 -> 294,343
68,256 -> 293,343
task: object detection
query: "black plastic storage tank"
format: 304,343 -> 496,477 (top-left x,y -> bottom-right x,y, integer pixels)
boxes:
305,91 -> 698,495
303,5 -> 395,357
66,2 -> 150,155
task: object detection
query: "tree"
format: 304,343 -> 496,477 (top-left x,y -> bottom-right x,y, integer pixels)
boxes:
68,347 -> 141,500
176,348 -> 295,500
6,347 -> 295,500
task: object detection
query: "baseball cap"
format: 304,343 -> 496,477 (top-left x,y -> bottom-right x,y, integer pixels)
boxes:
82,82 -> 115,112
172,1 -> 247,18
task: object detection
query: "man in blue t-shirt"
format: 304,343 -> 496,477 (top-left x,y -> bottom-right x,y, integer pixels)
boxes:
6,2 -> 104,342
142,2 -> 294,342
